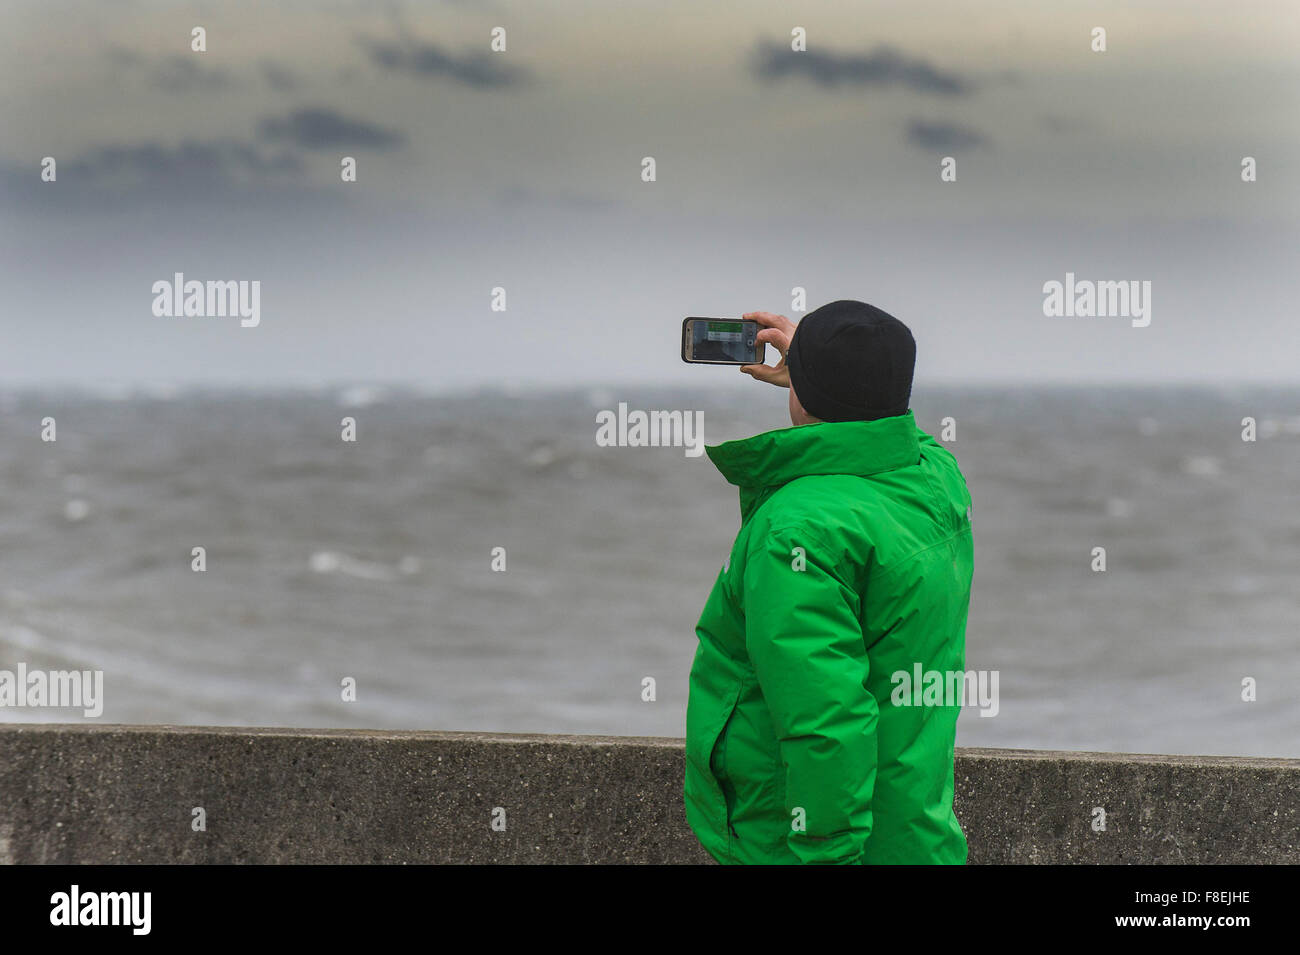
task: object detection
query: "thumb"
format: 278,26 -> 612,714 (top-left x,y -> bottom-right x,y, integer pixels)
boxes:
740,363 -> 781,384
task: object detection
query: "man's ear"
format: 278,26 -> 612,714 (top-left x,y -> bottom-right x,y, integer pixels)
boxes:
789,383 -> 819,425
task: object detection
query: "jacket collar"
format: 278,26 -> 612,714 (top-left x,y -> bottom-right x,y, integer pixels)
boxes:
705,410 -> 921,522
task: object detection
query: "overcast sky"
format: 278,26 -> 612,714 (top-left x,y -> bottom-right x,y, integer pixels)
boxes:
1,0 -> 1297,388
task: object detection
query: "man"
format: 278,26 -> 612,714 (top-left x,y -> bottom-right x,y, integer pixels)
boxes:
684,299 -> 974,865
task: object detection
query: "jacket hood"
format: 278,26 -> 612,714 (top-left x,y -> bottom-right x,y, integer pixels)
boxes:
704,410 -> 922,521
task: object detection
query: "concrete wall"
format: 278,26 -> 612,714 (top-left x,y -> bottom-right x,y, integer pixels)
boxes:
0,724 -> 1295,864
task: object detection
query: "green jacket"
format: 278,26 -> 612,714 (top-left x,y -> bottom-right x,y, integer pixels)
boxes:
684,410 -> 973,864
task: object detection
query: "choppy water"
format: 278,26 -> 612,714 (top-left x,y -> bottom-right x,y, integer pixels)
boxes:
1,383 -> 1298,757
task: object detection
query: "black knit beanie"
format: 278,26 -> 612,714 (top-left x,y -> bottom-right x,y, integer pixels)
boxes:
786,300 -> 916,422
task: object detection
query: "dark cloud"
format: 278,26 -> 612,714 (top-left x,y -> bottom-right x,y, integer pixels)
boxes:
358,37 -> 529,88
904,119 -> 987,150
105,46 -> 144,68
144,54 -> 235,92
1038,113 -> 1090,135
0,143 -> 317,216
105,47 -> 298,92
258,108 -> 405,149
261,62 -> 299,92
753,41 -> 971,95
63,141 -> 305,181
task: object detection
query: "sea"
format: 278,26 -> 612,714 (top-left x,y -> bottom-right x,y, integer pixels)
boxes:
1,383 -> 1297,758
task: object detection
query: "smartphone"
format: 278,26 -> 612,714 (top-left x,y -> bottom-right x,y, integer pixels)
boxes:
681,317 -> 765,365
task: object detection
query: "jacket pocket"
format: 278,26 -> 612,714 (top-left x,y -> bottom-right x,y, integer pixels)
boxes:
708,683 -> 745,845
710,695 -> 739,782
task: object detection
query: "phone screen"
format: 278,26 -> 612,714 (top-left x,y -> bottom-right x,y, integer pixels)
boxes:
683,318 -> 761,364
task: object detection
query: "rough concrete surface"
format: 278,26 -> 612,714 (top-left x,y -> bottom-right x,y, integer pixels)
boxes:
0,725 -> 1295,864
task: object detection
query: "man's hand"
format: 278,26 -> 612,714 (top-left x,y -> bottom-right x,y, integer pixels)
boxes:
739,311 -> 796,388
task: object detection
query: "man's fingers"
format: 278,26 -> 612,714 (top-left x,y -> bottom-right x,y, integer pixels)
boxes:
740,363 -> 784,384
744,311 -> 797,335
740,313 -> 793,387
